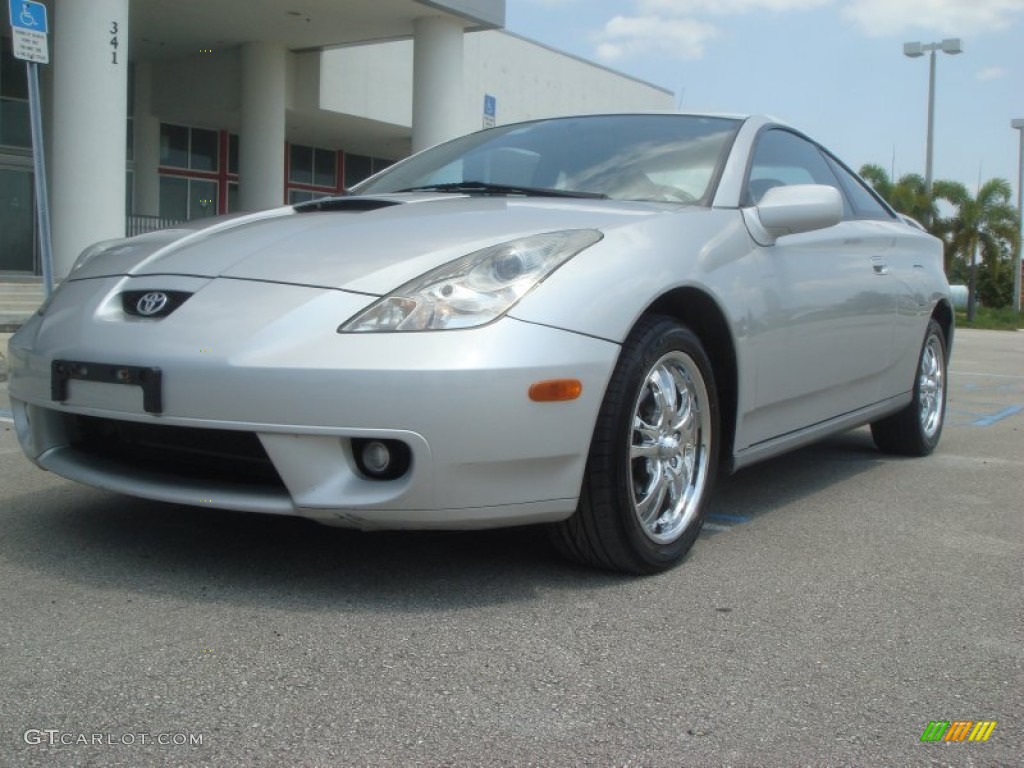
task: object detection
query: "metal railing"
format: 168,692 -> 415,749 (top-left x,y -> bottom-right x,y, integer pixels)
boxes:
125,215 -> 185,238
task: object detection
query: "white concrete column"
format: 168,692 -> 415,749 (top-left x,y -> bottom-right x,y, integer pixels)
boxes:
412,16 -> 465,153
52,0 -> 129,277
239,42 -> 287,211
132,60 -> 160,217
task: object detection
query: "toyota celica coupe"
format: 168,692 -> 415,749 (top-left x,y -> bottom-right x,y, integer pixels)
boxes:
8,113 -> 952,573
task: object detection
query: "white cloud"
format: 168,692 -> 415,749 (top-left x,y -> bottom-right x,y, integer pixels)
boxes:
595,15 -> 719,62
976,66 -> 1007,80
841,0 -> 1024,37
638,0 -> 830,12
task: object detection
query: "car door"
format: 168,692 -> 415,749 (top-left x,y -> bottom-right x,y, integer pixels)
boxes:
741,128 -> 898,449
823,153 -> 935,400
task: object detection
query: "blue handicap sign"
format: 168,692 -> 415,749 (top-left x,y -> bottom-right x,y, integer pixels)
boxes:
9,0 -> 48,33
484,95 -> 497,118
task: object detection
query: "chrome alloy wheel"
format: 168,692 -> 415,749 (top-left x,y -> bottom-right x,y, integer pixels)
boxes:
629,351 -> 712,544
919,332 -> 945,439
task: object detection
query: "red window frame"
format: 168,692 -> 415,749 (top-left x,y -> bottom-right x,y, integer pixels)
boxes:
157,128 -> 239,215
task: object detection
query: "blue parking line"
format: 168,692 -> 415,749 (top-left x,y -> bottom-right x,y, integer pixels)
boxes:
972,405 -> 1024,427
706,512 -> 751,523
702,522 -> 731,532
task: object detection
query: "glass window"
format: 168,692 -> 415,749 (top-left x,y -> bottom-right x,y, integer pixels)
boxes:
160,124 -> 219,170
354,115 -> 740,204
289,144 -> 337,189
190,128 -> 218,172
160,124 -> 189,168
159,175 -> 188,220
746,129 -> 846,211
344,154 -> 373,189
825,155 -> 894,221
1,39 -> 29,100
0,97 -> 31,147
289,144 -> 313,184
0,167 -> 36,272
190,179 -> 217,218
288,189 -> 314,204
1,38 -> 30,148
228,134 -> 239,175
228,182 -> 239,212
159,176 -> 218,220
314,149 -> 336,188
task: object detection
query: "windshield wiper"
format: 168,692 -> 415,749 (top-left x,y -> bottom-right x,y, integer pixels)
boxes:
393,181 -> 607,199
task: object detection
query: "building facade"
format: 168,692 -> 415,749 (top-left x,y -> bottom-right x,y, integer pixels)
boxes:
1,0 -> 671,279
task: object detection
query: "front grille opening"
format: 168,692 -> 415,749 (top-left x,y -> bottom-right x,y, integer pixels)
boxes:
64,414 -> 284,488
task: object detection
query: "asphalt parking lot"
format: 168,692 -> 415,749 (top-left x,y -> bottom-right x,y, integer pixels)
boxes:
0,328 -> 1020,767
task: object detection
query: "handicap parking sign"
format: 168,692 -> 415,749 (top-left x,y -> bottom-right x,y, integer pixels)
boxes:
483,94 -> 497,128
9,0 -> 47,31
8,0 -> 49,63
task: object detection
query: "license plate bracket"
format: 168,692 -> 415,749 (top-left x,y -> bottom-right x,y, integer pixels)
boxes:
52,360 -> 164,414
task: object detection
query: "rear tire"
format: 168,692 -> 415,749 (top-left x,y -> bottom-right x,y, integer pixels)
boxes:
551,316 -> 719,574
871,318 -> 947,456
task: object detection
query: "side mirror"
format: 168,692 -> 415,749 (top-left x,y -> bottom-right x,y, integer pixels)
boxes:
743,184 -> 843,245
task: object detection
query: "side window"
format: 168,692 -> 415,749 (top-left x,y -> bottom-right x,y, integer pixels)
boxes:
746,129 -> 851,217
825,155 -> 895,221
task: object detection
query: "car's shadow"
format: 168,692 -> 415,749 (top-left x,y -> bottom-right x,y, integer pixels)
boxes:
704,426 -> 885,528
4,428 -> 885,610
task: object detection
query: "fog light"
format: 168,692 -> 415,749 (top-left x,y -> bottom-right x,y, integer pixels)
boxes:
362,440 -> 391,474
353,438 -> 412,480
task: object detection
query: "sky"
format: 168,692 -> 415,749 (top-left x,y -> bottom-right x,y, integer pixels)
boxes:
503,0 -> 1024,198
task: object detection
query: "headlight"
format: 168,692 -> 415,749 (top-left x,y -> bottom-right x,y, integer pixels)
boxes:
338,229 -> 602,332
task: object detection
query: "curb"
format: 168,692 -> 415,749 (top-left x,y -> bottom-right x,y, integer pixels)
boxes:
1,315 -> 31,334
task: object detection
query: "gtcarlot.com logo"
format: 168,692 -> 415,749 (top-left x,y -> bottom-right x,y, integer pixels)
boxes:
920,720 -> 997,742
24,729 -> 204,747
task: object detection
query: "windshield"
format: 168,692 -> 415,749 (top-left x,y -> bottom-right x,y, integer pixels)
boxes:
353,115 -> 741,204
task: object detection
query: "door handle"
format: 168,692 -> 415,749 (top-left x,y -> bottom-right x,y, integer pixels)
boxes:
871,257 -> 889,275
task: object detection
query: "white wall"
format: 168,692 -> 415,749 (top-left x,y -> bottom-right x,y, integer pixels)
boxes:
461,32 -> 674,129
319,30 -> 673,136
320,43 -> 412,130
137,30 -> 673,156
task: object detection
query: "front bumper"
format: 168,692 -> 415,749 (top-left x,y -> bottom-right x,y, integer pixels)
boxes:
8,276 -> 619,529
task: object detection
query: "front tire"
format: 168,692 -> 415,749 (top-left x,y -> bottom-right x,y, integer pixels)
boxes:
551,316 -> 719,574
871,318 -> 947,456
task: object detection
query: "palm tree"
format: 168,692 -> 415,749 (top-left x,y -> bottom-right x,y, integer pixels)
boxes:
858,164 -> 937,230
858,164 -> 894,200
931,178 -> 1020,320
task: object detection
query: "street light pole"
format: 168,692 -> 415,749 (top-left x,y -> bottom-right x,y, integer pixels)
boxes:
1012,118 -> 1024,313
903,38 -> 963,229
926,48 -> 936,209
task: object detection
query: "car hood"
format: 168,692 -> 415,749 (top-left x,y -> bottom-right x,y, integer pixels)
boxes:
72,194 -> 687,295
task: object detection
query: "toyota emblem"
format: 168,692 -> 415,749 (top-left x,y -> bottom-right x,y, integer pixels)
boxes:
136,292 -> 169,316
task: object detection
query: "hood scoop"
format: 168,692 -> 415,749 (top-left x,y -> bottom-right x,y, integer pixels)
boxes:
293,197 -> 404,214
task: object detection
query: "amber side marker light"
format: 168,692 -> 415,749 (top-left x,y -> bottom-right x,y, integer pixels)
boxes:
529,379 -> 583,402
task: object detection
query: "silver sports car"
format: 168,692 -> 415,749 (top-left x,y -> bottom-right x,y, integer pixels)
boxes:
8,113 -> 952,573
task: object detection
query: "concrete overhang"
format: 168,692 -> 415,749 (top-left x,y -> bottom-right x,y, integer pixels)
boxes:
129,0 -> 504,59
